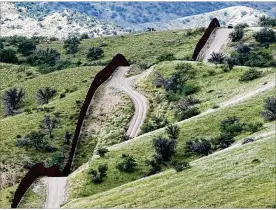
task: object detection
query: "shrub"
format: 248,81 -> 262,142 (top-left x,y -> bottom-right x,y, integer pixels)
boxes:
98,164 -> 108,177
185,137 -> 212,156
87,47 -> 104,61
208,52 -> 224,64
234,23 -> 249,29
214,133 -> 235,149
141,116 -> 169,133
27,48 -> 60,67
261,97 -> 276,121
2,87 -> 25,116
176,96 -> 200,110
229,27 -> 244,42
253,28 -> 276,44
0,48 -> 18,63
239,68 -> 262,82
220,116 -> 244,136
153,137 -> 177,162
166,124 -> 180,139
63,35 -> 80,54
171,160 -> 190,172
47,151 -> 64,170
26,131 -> 47,150
182,83 -> 200,95
80,33 -> 90,40
97,147 -> 109,157
156,52 -> 175,62
145,155 -> 162,175
175,63 -> 192,72
259,16 -> 276,27
17,39 -> 36,56
35,87 -> 57,104
40,116 -> 58,138
231,44 -> 251,66
222,57 -> 235,72
177,106 -> 200,120
245,122 -> 263,133
116,154 -> 137,173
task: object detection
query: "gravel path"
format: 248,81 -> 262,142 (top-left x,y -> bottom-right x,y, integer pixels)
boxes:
108,66 -> 149,137
44,177 -> 67,208
197,28 -> 232,62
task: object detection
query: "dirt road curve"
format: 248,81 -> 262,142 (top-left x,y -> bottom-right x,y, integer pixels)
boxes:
44,177 -> 67,208
197,28 -> 232,62
108,66 -> 148,137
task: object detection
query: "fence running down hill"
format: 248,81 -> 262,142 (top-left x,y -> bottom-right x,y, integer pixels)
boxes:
192,18 -> 220,61
11,54 -> 130,208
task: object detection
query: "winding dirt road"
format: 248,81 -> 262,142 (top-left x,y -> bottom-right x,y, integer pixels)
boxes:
108,66 -> 149,137
197,28 -> 232,62
44,66 -> 149,208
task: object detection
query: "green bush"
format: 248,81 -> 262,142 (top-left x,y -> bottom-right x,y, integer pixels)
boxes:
141,116 -> 169,133
0,48 -> 18,64
229,27 -> 244,42
87,47 -> 104,61
156,52 -> 175,62
208,52 -> 224,64
261,97 -> 276,121
145,156 -> 162,175
116,154 -> 137,173
153,136 -> 177,162
17,39 -> 36,56
220,116 -> 244,137
166,124 -> 180,139
97,147 -> 109,157
47,151 -> 65,170
27,48 -> 60,67
245,122 -> 263,133
35,87 -> 57,105
2,87 -> 25,116
63,35 -> 80,54
178,106 -> 200,120
239,68 -> 262,82
185,137 -> 212,156
253,28 -> 276,44
213,133 -> 235,149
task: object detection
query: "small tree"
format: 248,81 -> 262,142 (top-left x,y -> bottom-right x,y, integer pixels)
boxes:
26,131 -> 47,150
17,39 -> 36,56
253,28 -> 276,44
166,124 -> 180,139
214,133 -> 235,149
145,155 -> 162,175
64,130 -> 72,145
171,160 -> 190,172
27,48 -> 60,67
98,164 -> 108,177
47,151 -> 65,170
153,136 -> 177,162
2,87 -> 25,116
116,154 -> 137,173
239,68 -> 262,82
261,97 -> 276,121
41,116 -> 58,138
36,87 -> 57,104
185,137 -> 212,156
208,52 -> 225,64
87,47 -> 104,61
0,49 -> 18,63
220,116 -> 244,137
229,27 -> 244,42
63,35 -> 80,54
89,164 -> 108,184
97,147 -> 109,157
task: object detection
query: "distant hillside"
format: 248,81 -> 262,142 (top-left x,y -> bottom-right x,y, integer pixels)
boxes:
0,2 -> 126,39
135,6 -> 267,31
14,2 -> 274,27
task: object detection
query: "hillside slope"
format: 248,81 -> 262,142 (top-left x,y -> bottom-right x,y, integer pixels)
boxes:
64,136 -> 275,208
136,6 -> 267,31
0,2 -> 125,39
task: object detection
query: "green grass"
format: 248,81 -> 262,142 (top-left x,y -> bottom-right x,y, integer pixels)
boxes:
38,29 -> 203,68
136,61 -> 274,123
64,136 -> 275,208
66,89 -> 274,202
0,64 -> 102,198
0,186 -> 17,208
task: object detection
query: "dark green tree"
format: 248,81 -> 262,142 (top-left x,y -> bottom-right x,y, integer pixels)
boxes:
17,39 -> 36,56
87,47 -> 104,61
2,87 -> 25,116
63,35 -> 80,54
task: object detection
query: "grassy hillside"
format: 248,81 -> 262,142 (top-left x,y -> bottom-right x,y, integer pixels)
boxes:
64,136 -> 275,208
66,89 -> 274,202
